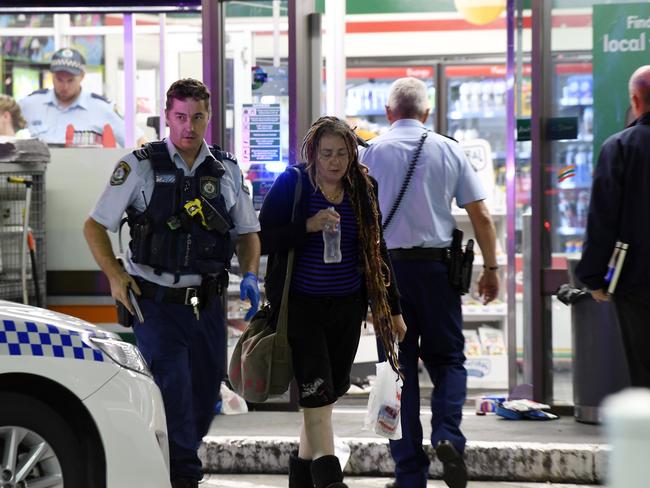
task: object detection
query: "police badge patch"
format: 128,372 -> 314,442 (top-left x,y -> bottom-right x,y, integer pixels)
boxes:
200,176 -> 219,199
110,161 -> 131,186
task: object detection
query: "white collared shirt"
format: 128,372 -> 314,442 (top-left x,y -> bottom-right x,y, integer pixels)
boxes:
360,119 -> 486,249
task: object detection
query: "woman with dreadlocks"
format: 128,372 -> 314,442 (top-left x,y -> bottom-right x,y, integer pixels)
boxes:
259,116 -> 406,488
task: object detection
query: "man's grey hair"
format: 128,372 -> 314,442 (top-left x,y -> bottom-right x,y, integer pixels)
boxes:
629,65 -> 650,106
386,77 -> 430,119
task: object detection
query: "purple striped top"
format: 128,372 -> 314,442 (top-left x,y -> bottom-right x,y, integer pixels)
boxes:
291,189 -> 362,296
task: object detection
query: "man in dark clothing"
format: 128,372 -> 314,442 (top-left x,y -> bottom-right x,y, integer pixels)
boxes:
576,65 -> 650,387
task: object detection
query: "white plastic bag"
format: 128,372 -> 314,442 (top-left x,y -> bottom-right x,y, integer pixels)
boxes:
220,382 -> 248,415
363,361 -> 402,440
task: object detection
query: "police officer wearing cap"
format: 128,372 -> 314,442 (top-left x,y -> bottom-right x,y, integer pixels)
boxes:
359,77 -> 500,488
19,47 -> 145,147
84,78 -> 261,488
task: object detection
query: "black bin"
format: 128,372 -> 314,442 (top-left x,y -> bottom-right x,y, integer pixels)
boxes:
567,257 -> 630,423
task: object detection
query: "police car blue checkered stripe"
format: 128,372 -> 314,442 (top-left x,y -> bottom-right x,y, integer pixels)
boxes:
0,319 -> 104,362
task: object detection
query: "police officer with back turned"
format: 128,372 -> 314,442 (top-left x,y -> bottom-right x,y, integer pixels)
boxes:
360,77 -> 500,488
84,78 -> 261,488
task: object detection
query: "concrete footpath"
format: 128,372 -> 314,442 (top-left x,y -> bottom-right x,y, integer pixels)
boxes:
199,405 -> 607,484
202,474 -> 600,487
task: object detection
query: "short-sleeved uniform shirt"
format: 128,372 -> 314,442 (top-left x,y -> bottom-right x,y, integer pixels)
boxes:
19,88 -> 143,147
359,118 -> 486,249
90,137 -> 260,287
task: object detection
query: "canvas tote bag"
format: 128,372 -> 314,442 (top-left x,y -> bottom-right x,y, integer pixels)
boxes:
228,167 -> 301,403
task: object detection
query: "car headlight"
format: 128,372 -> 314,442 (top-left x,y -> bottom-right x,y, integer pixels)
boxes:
90,337 -> 151,377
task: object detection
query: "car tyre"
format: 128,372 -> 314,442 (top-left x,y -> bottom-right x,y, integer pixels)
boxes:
0,391 -> 86,488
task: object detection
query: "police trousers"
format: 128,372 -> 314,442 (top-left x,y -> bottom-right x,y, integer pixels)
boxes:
134,295 -> 226,481
380,259 -> 466,488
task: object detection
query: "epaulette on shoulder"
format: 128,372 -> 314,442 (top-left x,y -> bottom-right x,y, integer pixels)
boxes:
91,92 -> 111,104
441,133 -> 459,143
132,146 -> 150,161
28,89 -> 48,96
220,150 -> 238,164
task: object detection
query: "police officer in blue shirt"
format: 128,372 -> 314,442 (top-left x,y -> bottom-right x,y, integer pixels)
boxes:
19,47 -> 145,147
84,78 -> 261,488
359,77 -> 500,488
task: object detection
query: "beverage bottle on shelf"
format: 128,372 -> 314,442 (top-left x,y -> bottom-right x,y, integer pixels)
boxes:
574,149 -> 587,186
568,79 -> 580,105
564,145 -> 576,185
579,77 -> 593,105
323,207 -> 342,263
459,82 -> 470,113
481,80 -> 494,112
576,190 -> 590,229
469,81 -> 481,113
363,87 -> 372,112
582,107 -> 594,140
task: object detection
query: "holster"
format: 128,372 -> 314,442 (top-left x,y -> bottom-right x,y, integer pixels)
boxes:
115,256 -> 134,327
447,228 -> 474,295
116,300 -> 134,328
198,271 -> 229,308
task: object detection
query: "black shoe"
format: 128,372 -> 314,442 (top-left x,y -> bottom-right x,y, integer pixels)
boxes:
435,440 -> 468,488
385,482 -> 400,488
171,478 -> 199,488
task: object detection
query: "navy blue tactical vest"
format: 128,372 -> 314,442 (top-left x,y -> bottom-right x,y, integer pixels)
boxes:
127,141 -> 235,281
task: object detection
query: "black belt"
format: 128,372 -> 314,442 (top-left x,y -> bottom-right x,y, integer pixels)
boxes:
135,276 -> 224,305
389,247 -> 449,261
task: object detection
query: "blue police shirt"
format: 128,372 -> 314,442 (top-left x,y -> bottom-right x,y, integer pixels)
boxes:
359,119 -> 486,249
90,138 -> 260,287
19,88 -> 142,148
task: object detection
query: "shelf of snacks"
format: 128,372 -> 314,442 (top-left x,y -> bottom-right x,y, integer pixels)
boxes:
463,325 -> 508,389
462,296 -> 507,321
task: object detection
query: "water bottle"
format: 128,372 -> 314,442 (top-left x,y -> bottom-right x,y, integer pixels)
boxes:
322,207 -> 342,263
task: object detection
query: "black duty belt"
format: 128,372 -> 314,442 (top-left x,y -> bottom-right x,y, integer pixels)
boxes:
389,247 -> 449,261
135,276 -> 224,305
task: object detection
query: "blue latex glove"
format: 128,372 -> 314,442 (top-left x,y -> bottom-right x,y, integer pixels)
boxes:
240,272 -> 260,321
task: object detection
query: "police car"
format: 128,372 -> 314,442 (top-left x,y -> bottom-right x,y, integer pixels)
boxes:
0,301 -> 171,488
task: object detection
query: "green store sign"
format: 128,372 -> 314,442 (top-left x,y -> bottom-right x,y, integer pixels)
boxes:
593,3 -> 650,155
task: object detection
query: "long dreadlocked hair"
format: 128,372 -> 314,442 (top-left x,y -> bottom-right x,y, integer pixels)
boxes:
300,116 -> 400,375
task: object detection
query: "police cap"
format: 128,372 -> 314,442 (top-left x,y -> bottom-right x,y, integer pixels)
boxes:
50,48 -> 86,76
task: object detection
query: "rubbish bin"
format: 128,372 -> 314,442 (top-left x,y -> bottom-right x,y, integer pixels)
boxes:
567,257 -> 630,424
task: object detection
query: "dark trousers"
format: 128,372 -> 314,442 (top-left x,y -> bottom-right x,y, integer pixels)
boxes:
379,259 -> 466,488
613,287 -> 650,387
134,297 -> 226,481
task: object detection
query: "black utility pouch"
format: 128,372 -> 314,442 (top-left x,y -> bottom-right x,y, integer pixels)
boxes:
116,299 -> 134,328
447,228 -> 473,295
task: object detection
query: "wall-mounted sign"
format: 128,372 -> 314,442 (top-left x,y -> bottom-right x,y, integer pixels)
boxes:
241,103 -> 281,165
593,3 -> 650,153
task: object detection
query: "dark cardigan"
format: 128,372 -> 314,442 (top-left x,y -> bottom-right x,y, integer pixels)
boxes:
259,163 -> 401,315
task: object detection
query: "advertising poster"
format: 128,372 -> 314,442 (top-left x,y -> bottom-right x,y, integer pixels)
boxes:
592,3 -> 650,154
